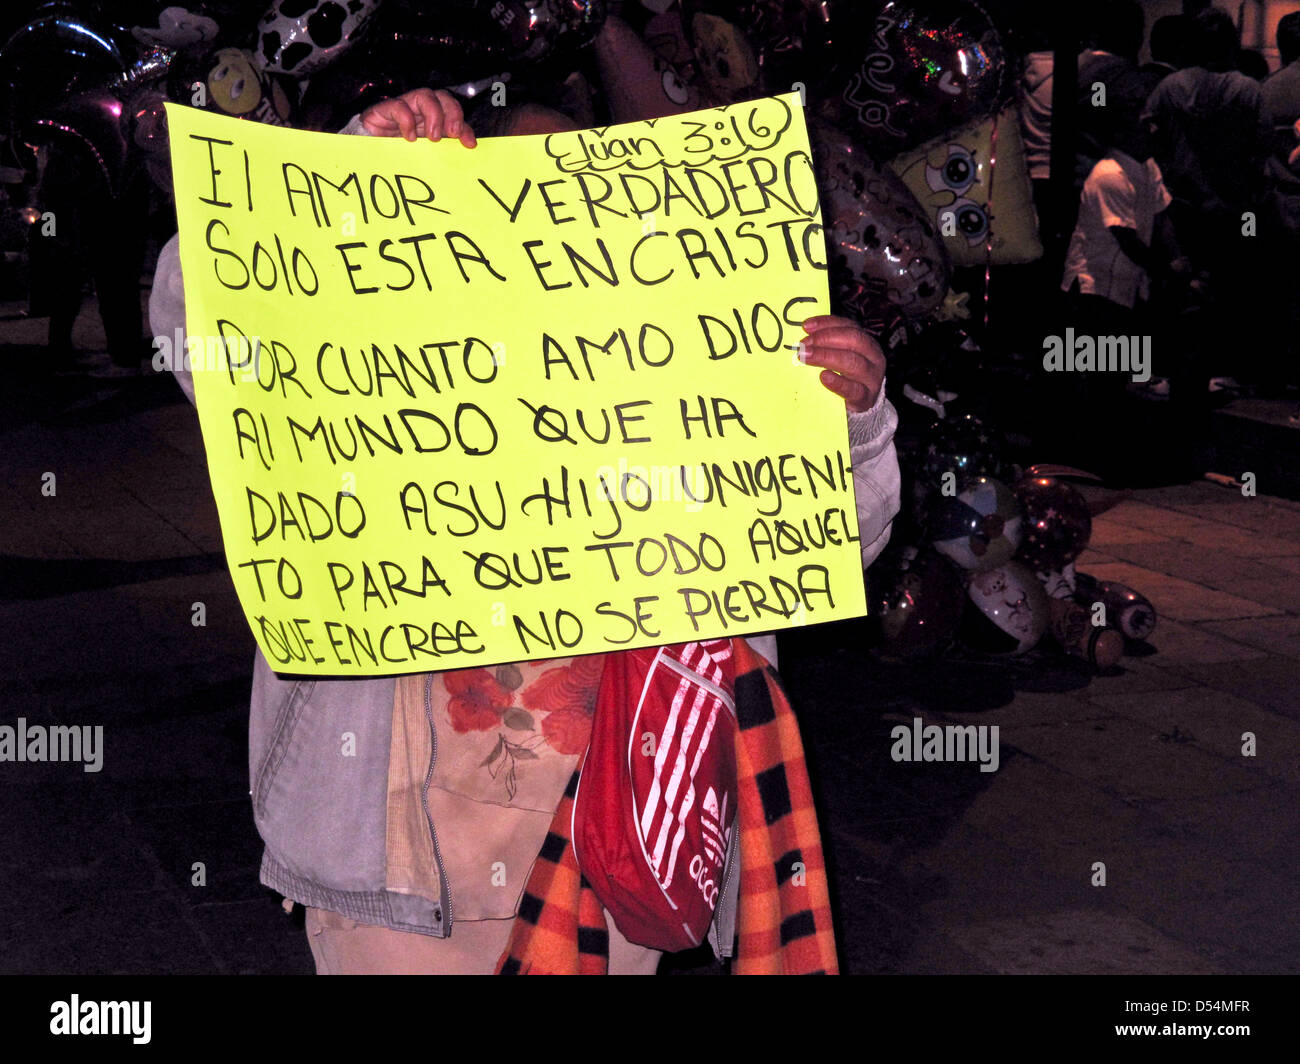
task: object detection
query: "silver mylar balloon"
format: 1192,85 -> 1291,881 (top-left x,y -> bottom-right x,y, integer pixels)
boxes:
810,120 -> 951,321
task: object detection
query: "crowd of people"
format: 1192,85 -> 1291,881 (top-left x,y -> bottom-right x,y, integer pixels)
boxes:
1024,3 -> 1300,397
1006,1 -> 1300,479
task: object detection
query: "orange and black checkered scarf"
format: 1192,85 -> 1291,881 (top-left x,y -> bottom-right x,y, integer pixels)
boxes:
496,638 -> 838,975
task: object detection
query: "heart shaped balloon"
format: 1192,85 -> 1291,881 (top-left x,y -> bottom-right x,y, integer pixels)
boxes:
810,120 -> 951,320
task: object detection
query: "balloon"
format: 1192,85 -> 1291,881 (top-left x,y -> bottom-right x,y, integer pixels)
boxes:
130,6 -> 221,50
1036,562 -> 1077,601
362,0 -> 606,85
502,0 -> 608,63
929,475 -> 1023,572
824,0 -> 1008,155
889,321 -> 993,421
962,561 -> 1048,655
867,545 -> 965,659
907,413 -> 1013,497
1024,464 -> 1103,483
681,0 -> 837,106
642,1 -> 701,92
256,0 -> 381,75
889,109 -> 1043,267
1049,598 -> 1124,669
810,120 -> 950,321
127,84 -> 174,194
30,90 -> 130,195
0,5 -> 131,118
1013,476 -> 1092,574
171,45 -> 296,125
860,301 -> 912,367
1074,574 -> 1158,642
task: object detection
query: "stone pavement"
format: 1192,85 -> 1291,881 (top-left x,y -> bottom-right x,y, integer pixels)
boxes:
781,481 -> 1300,975
1,300 -> 1297,974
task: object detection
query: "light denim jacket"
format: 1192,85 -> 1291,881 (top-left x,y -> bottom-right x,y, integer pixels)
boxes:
149,122 -> 902,949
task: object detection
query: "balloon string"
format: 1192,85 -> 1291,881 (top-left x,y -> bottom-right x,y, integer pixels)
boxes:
983,110 -> 999,331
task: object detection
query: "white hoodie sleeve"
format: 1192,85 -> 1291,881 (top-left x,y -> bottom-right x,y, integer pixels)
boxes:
846,384 -> 901,571
148,233 -> 192,405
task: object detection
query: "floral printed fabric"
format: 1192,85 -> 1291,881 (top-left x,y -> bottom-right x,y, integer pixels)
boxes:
406,655 -> 606,922
440,656 -> 605,799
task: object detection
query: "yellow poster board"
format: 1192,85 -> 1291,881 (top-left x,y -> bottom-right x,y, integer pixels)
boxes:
166,94 -> 867,675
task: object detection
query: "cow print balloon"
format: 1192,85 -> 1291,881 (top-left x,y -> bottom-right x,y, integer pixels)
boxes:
258,0 -> 380,75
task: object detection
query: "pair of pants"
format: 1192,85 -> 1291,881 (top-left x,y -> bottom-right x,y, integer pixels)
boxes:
305,906 -> 662,975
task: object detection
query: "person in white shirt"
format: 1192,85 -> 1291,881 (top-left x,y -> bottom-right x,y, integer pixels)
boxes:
1061,149 -> 1174,316
1053,106 -> 1192,477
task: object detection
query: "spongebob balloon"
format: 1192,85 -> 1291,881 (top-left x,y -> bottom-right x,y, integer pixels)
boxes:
890,110 -> 1041,267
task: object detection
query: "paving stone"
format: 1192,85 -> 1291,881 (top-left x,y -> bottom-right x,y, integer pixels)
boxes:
129,799 -> 266,904
1174,655 -> 1300,722
955,756 -> 1150,858
1204,615 -> 1300,659
1108,841 -> 1300,974
1143,786 -> 1300,866
1130,484 -> 1238,508
80,712 -> 247,787
1177,522 -> 1300,558
1162,501 -> 1300,541
69,526 -> 197,561
1100,501 -> 1224,534
997,716 -> 1261,800
1224,577 -> 1300,614
1081,562 -> 1281,622
1087,519 -> 1171,546
1105,500 -> 1300,557
943,908 -> 1220,974
1085,655 -> 1204,693
1258,555 -> 1300,577
1075,547 -> 1116,567
814,749 -> 935,828
0,508 -> 83,557
1137,617 -> 1269,667
0,786 -> 162,898
827,814 -> 958,875
929,689 -> 1114,728
1088,540 -> 1285,590
883,820 -> 1090,925
1196,934 -> 1300,974
23,653 -> 252,720
894,924 -> 1001,974
189,895 -> 314,976
1085,686 -> 1300,788
0,890 -> 221,975
830,871 -> 996,974
0,675 -> 51,724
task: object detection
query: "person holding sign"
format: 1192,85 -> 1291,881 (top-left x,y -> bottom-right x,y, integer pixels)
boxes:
153,78 -> 899,974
